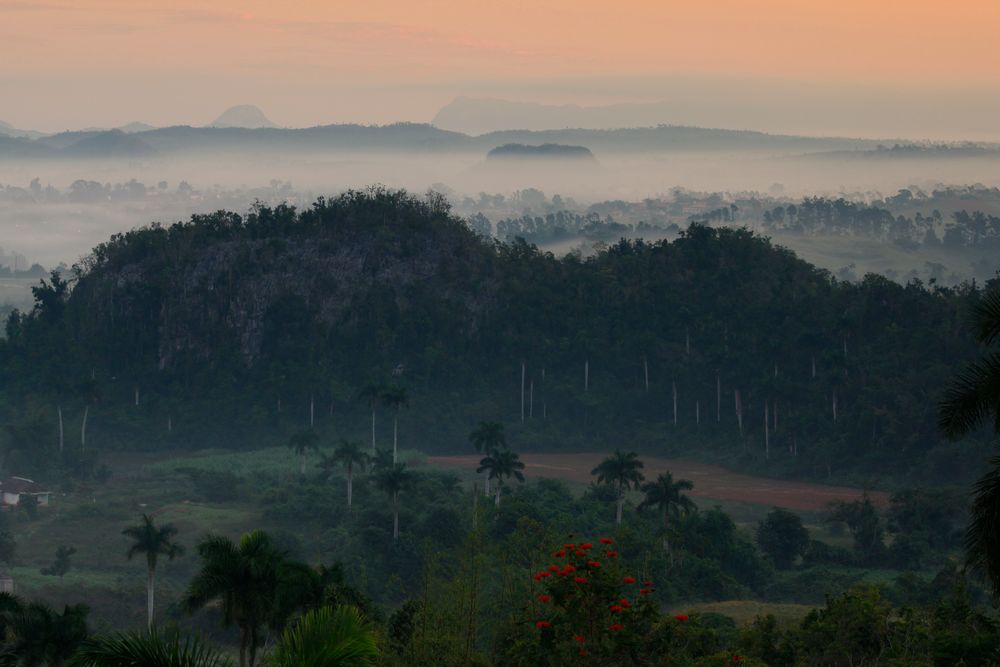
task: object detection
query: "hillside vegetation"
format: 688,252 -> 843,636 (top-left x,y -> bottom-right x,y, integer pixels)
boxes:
0,188 -> 992,485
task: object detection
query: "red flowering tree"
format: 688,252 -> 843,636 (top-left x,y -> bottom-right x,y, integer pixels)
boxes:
513,537 -> 659,664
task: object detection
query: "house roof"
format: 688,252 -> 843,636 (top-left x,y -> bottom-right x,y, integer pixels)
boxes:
0,477 -> 48,494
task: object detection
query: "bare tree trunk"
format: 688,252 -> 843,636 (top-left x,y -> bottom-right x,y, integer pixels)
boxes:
584,360 -> 589,392
672,381 -> 678,426
644,356 -> 649,392
147,566 -> 155,629
310,394 -> 315,427
529,380 -> 534,418
299,452 -> 306,477
58,406 -> 64,454
832,390 -> 838,421
615,492 -> 624,526
393,493 -> 400,540
685,327 -> 690,355
167,416 -> 172,433
520,361 -> 526,423
541,367 -> 547,419
134,387 -> 139,407
393,412 -> 399,464
773,401 -> 778,432
696,400 -> 700,425
736,389 -> 744,439
495,484 -> 502,507
484,475 -> 491,497
371,408 -> 376,455
81,405 -> 89,451
347,465 -> 353,507
774,363 -> 778,378
811,356 -> 816,379
764,401 -> 770,460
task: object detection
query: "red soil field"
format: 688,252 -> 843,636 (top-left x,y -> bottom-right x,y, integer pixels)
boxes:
426,453 -> 889,512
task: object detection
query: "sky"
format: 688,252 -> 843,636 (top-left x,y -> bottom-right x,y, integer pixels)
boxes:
2,0 -> 1000,138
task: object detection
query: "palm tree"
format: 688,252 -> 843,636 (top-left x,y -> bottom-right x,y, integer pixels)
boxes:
357,383 -> 383,456
333,439 -> 368,508
69,628 -> 233,667
182,530 -> 286,667
380,385 -> 409,464
637,472 -> 696,565
4,600 -> 89,667
267,606 -> 378,667
287,429 -> 319,478
469,421 -> 506,497
939,289 -> 1000,596
122,514 -> 184,630
373,463 -> 411,541
476,448 -> 525,507
591,450 -> 645,526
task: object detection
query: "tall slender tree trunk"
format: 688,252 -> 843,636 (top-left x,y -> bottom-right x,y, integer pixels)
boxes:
495,484 -> 502,507
685,327 -> 690,355
347,464 -> 354,507
484,475 -> 491,498
644,357 -> 649,392
735,389 -> 743,438
134,387 -> 139,407
58,406 -> 64,454
529,380 -> 534,418
696,401 -> 700,425
663,511 -> 673,568
81,405 -> 89,451
147,565 -> 155,629
393,412 -> 399,463
393,493 -> 399,540
764,401 -> 770,460
832,390 -> 838,421
520,361 -> 526,422
672,381 -> 678,426
299,452 -> 306,477
371,408 -> 376,455
811,356 -> 816,379
310,394 -> 315,427
584,360 -> 589,392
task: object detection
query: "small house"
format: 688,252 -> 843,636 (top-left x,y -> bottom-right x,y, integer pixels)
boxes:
0,477 -> 51,507
0,574 -> 13,593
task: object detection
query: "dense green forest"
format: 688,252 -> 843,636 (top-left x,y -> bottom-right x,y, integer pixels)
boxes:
0,187 -> 994,486
0,187 -> 998,665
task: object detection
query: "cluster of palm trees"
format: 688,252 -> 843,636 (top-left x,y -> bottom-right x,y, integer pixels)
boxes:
356,382 -> 409,463
113,519 -> 378,667
469,421 -> 525,506
591,450 -> 696,560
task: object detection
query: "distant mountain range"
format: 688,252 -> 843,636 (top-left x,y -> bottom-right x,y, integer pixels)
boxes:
0,122 -> 884,160
432,96 -> 689,134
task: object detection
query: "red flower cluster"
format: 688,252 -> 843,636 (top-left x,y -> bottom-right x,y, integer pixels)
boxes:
639,588 -> 652,595
537,595 -> 551,603
554,549 -> 566,558
599,537 -> 613,544
587,560 -> 601,569
623,576 -> 636,584
618,599 -> 630,608
573,576 -> 588,584
579,649 -> 589,657
564,543 -> 576,549
606,551 -> 619,558
731,656 -> 744,663
609,623 -> 624,632
574,549 -> 586,557
536,620 -> 551,629
574,635 -> 586,644
609,604 -> 624,613
674,613 -> 689,622
580,542 -> 593,550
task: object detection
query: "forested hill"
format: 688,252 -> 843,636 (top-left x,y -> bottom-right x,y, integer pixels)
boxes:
0,189 -> 991,485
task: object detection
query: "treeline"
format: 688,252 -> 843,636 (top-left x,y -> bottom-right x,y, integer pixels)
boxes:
754,198 -> 1000,249
0,188 -> 993,486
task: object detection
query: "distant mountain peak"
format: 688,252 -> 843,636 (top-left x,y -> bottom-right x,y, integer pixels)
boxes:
208,105 -> 276,129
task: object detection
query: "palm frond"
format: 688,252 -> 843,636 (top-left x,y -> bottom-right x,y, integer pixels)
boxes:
965,456 -> 1000,599
69,628 -> 234,667
268,605 -> 377,667
938,352 -> 1000,438
971,289 -> 1000,345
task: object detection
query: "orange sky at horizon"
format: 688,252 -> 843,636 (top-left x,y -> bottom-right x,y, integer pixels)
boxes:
1,0 -> 999,132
